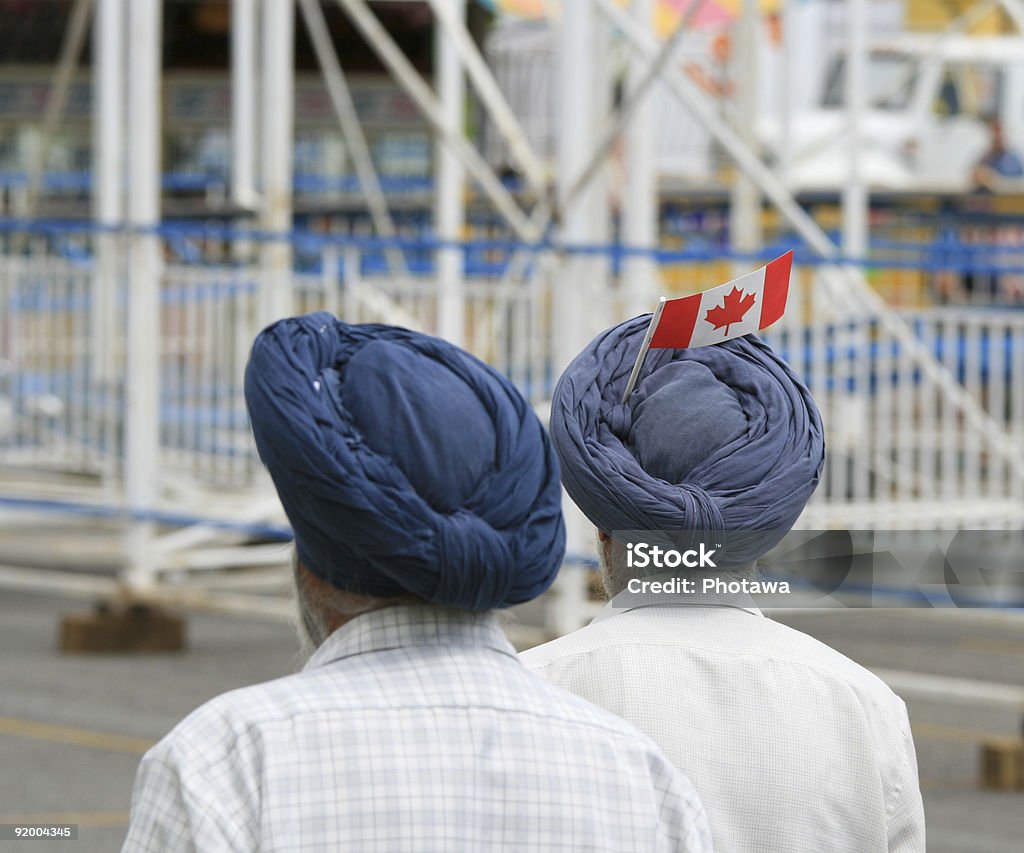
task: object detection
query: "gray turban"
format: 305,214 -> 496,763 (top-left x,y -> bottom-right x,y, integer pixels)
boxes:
550,317 -> 825,567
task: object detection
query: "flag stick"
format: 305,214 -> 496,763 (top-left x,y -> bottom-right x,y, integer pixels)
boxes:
622,298 -> 666,402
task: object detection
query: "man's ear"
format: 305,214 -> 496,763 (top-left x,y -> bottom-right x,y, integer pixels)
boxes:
596,529 -> 614,568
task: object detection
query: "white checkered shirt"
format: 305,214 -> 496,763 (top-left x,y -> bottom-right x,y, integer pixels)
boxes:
123,605 -> 713,852
521,604 -> 925,853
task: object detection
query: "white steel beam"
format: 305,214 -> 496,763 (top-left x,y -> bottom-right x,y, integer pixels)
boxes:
435,0 -> 466,344
842,0 -> 868,259
425,0 -> 546,191
549,0 -> 606,638
259,0 -> 295,326
123,0 -> 162,591
333,0 -> 539,241
555,0 -> 599,372
730,0 -> 762,266
231,0 -> 259,209
94,0 -> 124,230
779,0 -> 795,183
298,0 -> 409,279
566,9 -> 690,211
153,495 -> 285,555
623,0 -> 658,316
500,3 -> 694,290
25,0 -> 94,217
92,0 -> 123,393
0,565 -> 119,598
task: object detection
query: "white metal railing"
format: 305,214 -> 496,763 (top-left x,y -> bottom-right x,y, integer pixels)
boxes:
762,264 -> 1024,526
159,263 -> 260,487
0,253 -> 114,476
2,238 -> 1023,530
0,240 -> 555,492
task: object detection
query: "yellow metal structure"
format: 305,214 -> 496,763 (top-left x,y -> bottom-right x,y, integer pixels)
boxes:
905,0 -> 1013,33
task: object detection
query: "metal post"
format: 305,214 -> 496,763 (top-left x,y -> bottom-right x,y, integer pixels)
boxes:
623,0 -> 658,316
333,0 -> 537,241
499,5 -> 693,290
425,0 -> 545,191
555,0 -> 599,372
841,0 -> 869,504
25,0 -> 93,218
259,0 -> 294,326
590,7 -> 612,319
842,0 -> 868,259
343,246 -> 361,322
298,0 -> 408,278
231,0 -> 258,209
551,0 -> 605,635
435,0 -> 466,344
93,0 -> 123,392
123,0 -> 162,590
730,0 -> 762,268
5,0 -> 92,270
779,0 -> 795,184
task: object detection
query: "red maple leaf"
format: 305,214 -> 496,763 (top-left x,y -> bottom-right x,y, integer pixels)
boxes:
704,286 -> 756,337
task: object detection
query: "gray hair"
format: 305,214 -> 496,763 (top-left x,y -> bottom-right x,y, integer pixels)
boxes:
292,551 -> 420,655
597,533 -> 758,598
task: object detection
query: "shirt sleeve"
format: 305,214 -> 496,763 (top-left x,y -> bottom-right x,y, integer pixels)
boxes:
887,704 -> 926,853
121,740 -> 257,853
647,750 -> 715,853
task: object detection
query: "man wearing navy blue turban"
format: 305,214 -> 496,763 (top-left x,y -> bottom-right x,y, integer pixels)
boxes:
123,313 -> 713,853
522,320 -> 925,853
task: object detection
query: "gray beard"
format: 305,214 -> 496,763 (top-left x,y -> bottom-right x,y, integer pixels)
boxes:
296,601 -> 323,656
292,567 -> 331,661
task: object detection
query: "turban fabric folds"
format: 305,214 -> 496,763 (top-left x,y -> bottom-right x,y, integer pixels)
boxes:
550,317 -> 824,568
244,312 -> 565,610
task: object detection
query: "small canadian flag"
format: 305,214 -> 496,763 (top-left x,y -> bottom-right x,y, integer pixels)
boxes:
622,251 -> 794,400
651,250 -> 793,348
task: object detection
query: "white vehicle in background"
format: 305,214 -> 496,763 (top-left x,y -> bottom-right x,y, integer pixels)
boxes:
759,34 -> 1024,192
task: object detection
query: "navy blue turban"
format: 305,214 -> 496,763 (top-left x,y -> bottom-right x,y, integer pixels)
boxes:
244,312 -> 565,610
550,318 -> 824,568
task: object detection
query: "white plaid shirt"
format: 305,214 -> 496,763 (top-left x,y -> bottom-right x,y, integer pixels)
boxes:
522,603 -> 925,853
123,605 -> 713,852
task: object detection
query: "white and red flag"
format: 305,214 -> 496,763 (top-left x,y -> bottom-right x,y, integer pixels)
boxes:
650,250 -> 793,349
623,251 -> 794,400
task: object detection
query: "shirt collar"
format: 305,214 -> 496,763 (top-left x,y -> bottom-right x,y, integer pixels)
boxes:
304,604 -> 517,671
592,596 -> 763,625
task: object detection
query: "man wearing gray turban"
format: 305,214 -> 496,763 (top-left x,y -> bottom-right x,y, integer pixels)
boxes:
123,313 -> 713,852
522,319 -> 925,852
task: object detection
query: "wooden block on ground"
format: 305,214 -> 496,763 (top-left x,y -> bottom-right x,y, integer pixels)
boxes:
59,604 -> 186,653
980,737 -> 1024,790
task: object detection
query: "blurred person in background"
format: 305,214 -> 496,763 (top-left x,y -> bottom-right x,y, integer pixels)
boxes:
121,313 -> 712,852
935,118 -> 1024,302
972,117 -> 1024,191
966,118 -> 1024,302
522,320 -> 925,852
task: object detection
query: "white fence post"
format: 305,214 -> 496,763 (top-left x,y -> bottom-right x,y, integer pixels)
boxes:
231,0 -> 259,210
435,0 -> 466,345
623,0 -> 659,317
259,0 -> 294,327
123,0 -> 162,591
92,0 -> 124,483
